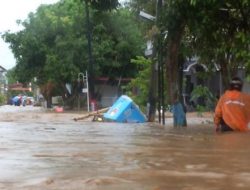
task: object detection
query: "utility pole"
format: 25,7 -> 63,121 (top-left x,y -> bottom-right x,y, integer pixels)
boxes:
139,2 -> 164,123
147,0 -> 164,123
156,0 -> 165,125
84,0 -> 94,100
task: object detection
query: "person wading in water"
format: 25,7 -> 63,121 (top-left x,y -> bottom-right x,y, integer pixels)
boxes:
214,76 -> 250,132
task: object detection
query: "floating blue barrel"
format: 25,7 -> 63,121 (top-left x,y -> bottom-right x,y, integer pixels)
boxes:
103,95 -> 146,123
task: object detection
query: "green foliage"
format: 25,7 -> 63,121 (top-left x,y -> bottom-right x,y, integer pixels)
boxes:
88,0 -> 119,11
190,85 -> 216,112
0,94 -> 6,105
2,0 -> 144,108
125,56 -> 152,110
92,8 -> 144,78
195,105 -> 207,117
6,69 -> 18,84
3,0 -> 83,86
4,0 -> 249,112
184,0 -> 250,82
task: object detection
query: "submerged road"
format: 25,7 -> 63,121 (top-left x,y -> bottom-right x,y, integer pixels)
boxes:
0,105 -> 250,190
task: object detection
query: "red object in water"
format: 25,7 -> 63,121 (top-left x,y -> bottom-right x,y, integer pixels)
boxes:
90,99 -> 97,111
55,106 -> 64,113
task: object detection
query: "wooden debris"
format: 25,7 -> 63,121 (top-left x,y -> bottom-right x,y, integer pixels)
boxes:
73,107 -> 109,121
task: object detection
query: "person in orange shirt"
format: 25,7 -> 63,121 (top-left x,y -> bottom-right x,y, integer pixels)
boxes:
214,76 -> 250,132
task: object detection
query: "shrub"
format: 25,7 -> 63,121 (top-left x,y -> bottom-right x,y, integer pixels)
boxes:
0,94 -> 7,105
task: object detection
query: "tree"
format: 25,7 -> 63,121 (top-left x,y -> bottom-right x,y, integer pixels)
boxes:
128,0 -> 250,125
92,9 -> 144,78
125,56 -> 152,110
3,0 -> 86,107
2,0 -> 144,108
159,0 -> 250,125
6,68 -> 18,85
187,0 -> 250,90
88,0 -> 119,11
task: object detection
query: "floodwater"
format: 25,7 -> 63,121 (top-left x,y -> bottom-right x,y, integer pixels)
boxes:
0,106 -> 250,190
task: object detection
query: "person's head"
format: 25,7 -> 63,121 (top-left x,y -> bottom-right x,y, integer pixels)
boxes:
229,76 -> 243,91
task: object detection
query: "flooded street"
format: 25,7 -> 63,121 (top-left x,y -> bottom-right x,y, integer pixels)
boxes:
0,105 -> 250,190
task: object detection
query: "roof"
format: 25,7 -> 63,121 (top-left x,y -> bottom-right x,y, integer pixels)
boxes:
8,83 -> 31,92
9,87 -> 31,92
0,65 -> 7,72
96,77 -> 131,82
95,77 -> 132,85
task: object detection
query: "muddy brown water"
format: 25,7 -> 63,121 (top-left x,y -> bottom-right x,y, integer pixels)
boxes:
0,106 -> 250,190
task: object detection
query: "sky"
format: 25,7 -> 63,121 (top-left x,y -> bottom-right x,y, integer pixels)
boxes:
0,0 -> 60,70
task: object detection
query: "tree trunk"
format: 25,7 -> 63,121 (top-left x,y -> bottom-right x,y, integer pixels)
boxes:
165,26 -> 184,104
40,81 -> 55,109
219,56 -> 230,92
219,53 -> 238,93
46,96 -> 52,108
165,23 -> 187,126
147,62 -> 158,122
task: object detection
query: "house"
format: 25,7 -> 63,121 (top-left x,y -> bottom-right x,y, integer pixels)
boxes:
8,82 -> 32,92
182,58 -> 247,110
94,77 -> 131,108
0,65 -> 7,94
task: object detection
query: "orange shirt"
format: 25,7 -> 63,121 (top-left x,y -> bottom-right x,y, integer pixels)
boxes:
214,90 -> 250,131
